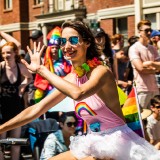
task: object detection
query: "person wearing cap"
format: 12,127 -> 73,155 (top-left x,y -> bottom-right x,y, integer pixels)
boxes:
146,95 -> 160,150
150,29 -> 160,54
23,30 -> 45,108
92,28 -> 114,72
149,30 -> 160,93
29,30 -> 43,40
24,29 -> 44,64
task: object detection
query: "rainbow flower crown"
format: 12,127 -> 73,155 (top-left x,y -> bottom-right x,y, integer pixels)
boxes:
74,57 -> 103,77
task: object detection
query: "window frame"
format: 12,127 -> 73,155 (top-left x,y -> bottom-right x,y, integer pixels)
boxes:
4,0 -> 12,10
34,0 -> 42,6
115,17 -> 128,46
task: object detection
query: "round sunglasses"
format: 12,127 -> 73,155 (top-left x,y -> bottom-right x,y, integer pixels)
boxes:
66,122 -> 77,127
60,36 -> 79,47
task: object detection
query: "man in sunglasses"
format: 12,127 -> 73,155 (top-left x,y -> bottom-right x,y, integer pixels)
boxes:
146,95 -> 160,150
40,112 -> 77,160
129,20 -> 160,110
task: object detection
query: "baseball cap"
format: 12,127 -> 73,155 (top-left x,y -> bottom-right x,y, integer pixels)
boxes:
29,30 -> 43,39
150,30 -> 160,38
92,28 -> 106,37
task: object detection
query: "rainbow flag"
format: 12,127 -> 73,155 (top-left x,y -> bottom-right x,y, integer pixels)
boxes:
122,87 -> 145,138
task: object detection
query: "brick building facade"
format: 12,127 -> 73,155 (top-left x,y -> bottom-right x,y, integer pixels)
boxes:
0,0 -> 160,51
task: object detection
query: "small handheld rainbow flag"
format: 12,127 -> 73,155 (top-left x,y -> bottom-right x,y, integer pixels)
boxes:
122,87 -> 145,138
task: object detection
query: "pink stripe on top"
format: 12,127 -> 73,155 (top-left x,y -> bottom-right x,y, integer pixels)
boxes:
74,74 -> 125,132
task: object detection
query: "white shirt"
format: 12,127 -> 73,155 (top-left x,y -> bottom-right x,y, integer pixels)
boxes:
146,114 -> 160,140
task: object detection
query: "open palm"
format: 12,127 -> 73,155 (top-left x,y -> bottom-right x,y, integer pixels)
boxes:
21,42 -> 46,73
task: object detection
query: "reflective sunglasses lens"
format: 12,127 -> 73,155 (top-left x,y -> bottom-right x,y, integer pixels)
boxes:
61,38 -> 67,46
69,36 -> 79,45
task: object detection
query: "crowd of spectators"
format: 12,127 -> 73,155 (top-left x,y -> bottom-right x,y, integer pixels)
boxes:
0,19 -> 160,159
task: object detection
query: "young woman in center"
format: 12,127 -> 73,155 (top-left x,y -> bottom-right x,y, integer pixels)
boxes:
0,21 -> 160,160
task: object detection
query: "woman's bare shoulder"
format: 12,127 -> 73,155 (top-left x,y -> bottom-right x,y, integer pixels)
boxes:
92,64 -> 114,79
89,64 -> 107,73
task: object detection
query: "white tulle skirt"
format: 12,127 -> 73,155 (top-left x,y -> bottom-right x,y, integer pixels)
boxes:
69,124 -> 160,160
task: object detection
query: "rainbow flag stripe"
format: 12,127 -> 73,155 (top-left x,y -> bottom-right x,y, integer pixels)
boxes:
122,88 -> 144,138
47,26 -> 61,40
75,102 -> 97,117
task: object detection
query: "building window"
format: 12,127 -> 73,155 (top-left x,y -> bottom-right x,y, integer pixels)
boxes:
116,17 -> 128,46
58,0 -> 64,11
65,0 -> 73,10
145,13 -> 156,29
4,0 -> 12,10
34,0 -> 42,5
117,18 -> 127,34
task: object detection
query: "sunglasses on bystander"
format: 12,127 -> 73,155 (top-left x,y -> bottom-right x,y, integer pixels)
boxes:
155,105 -> 160,109
140,28 -> 153,33
66,122 -> 77,127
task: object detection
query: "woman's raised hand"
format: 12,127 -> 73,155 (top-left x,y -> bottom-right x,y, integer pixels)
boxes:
21,42 -> 46,73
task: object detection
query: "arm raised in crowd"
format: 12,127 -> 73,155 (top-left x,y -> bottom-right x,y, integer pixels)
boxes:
0,31 -> 21,49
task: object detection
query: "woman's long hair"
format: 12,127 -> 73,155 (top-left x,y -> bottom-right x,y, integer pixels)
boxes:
61,20 -> 99,60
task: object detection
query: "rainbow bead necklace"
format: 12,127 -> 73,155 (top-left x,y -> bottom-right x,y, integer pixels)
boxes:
73,57 -> 103,77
